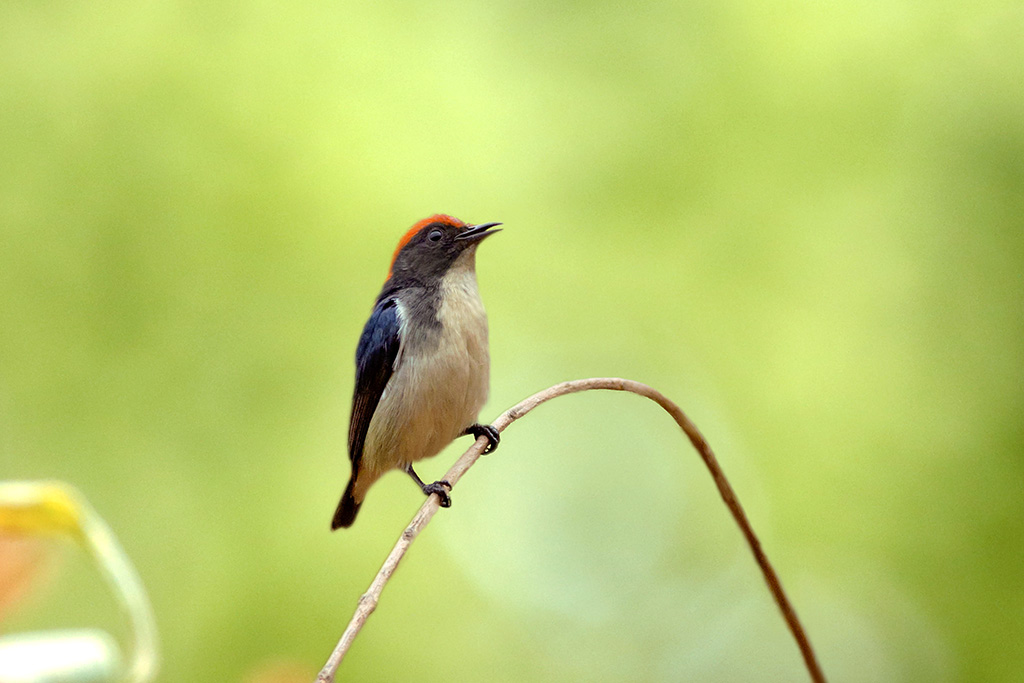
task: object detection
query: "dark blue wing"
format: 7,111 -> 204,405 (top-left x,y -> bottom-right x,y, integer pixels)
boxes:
348,298 -> 402,470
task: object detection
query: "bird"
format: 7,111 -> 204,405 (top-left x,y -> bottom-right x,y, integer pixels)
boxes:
331,214 -> 502,530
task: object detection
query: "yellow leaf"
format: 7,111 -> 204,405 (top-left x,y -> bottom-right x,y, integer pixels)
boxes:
0,482 -> 83,541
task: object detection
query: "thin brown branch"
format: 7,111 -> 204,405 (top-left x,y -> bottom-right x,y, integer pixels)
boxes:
316,378 -> 825,683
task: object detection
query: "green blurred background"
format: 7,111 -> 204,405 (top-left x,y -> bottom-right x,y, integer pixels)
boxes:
2,0 -> 1022,681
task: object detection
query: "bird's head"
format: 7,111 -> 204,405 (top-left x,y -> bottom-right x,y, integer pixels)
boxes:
387,214 -> 501,283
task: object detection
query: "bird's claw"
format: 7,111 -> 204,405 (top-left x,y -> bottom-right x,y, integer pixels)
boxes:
466,423 -> 500,454
423,480 -> 452,507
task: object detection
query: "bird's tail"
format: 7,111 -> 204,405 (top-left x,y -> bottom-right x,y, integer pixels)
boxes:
331,477 -> 361,530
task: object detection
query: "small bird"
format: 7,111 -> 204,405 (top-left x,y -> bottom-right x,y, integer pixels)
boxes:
331,215 -> 501,530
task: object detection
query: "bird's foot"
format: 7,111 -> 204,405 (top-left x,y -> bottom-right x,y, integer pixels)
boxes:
422,480 -> 452,508
406,464 -> 452,507
465,423 -> 500,454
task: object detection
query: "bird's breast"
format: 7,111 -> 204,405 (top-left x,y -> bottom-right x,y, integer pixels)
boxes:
363,261 -> 490,473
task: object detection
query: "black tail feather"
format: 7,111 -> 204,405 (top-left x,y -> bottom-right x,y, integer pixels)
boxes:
331,478 -> 361,530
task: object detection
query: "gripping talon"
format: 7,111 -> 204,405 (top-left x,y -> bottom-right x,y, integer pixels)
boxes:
465,423 -> 500,454
406,465 -> 453,507
423,480 -> 452,507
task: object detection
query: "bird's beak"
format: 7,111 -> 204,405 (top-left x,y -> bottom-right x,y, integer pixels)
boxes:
456,222 -> 502,243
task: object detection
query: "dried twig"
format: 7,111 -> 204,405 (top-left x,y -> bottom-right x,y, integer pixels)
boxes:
316,378 -> 825,683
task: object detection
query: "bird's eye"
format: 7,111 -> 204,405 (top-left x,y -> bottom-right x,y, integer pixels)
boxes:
427,229 -> 443,243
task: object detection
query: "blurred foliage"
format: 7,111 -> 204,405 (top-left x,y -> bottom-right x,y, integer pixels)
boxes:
0,482 -> 158,682
1,0 -> 1022,681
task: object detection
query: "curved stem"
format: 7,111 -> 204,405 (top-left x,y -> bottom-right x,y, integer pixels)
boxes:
316,378 -> 825,683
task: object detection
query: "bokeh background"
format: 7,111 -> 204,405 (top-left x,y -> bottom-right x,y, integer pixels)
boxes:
2,1 -> 1022,681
